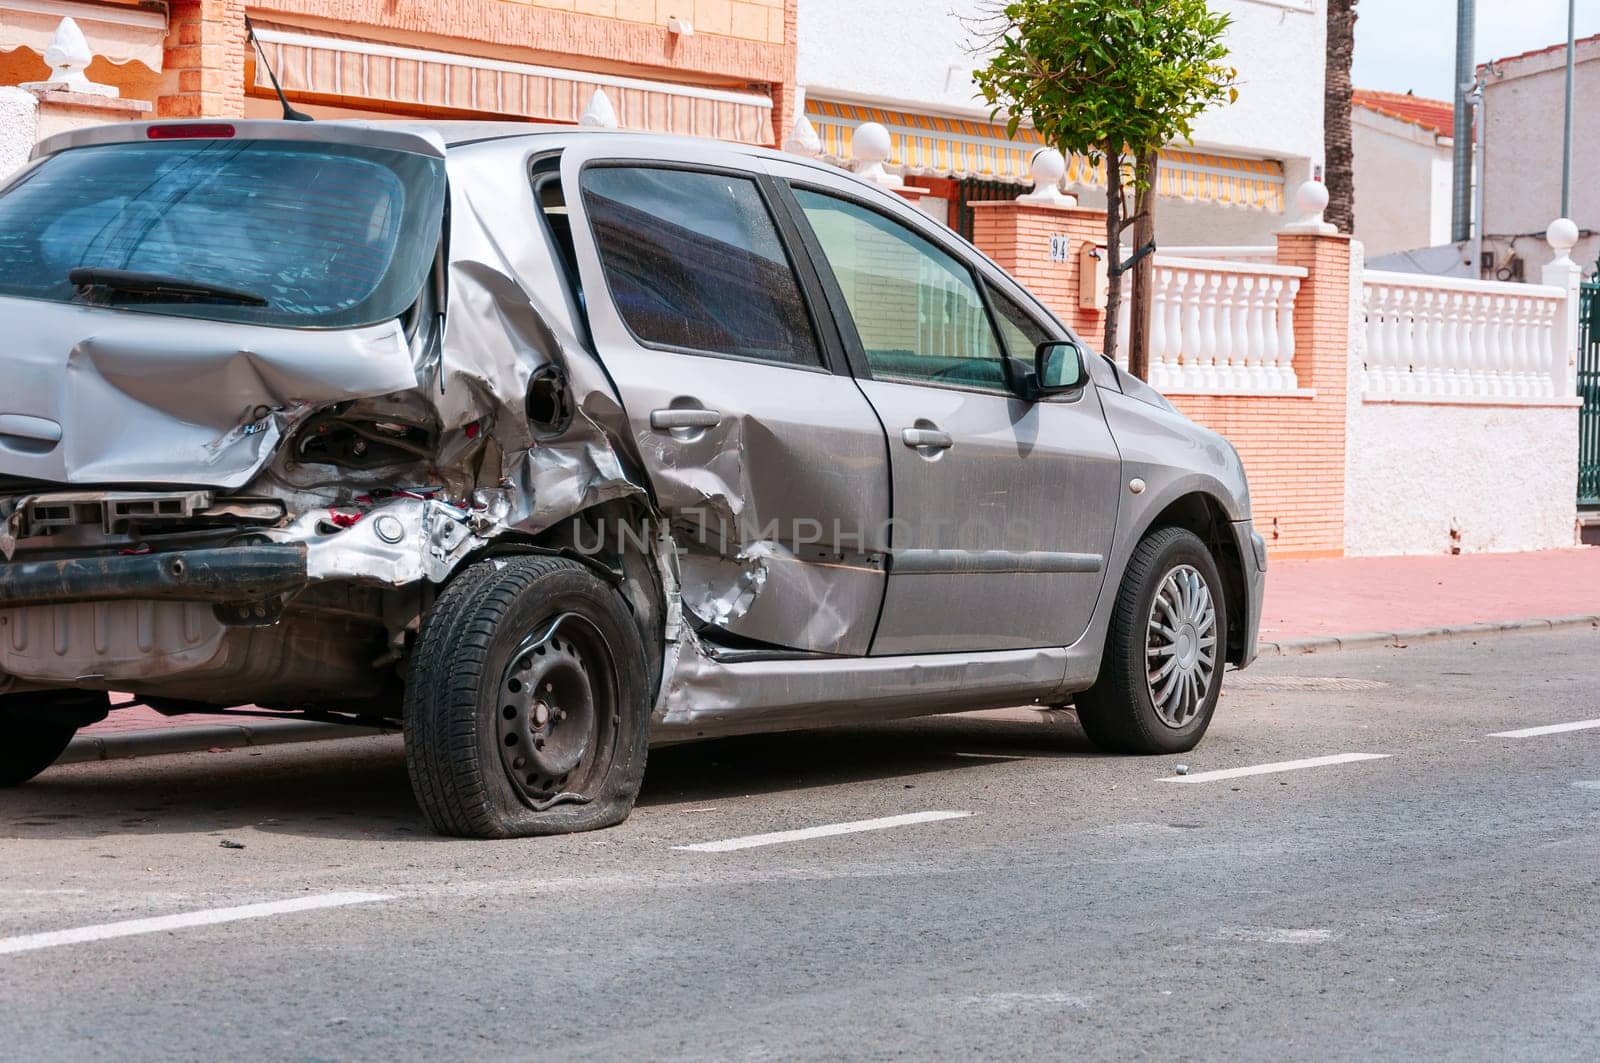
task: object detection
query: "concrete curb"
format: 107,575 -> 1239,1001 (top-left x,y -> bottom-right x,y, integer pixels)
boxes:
1259,614 -> 1600,656
61,719 -> 393,765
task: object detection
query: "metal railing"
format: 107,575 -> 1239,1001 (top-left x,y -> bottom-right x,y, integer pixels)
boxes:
1580,279 -> 1600,507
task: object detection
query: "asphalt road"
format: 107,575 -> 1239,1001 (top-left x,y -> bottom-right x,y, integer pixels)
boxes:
1,629 -> 1598,1062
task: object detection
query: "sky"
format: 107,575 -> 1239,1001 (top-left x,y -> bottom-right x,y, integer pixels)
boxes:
1353,0 -> 1600,101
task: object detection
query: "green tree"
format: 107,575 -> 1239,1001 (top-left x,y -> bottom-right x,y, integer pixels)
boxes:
974,0 -> 1237,379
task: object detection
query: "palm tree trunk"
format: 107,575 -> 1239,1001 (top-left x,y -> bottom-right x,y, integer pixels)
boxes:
1325,0 -> 1359,232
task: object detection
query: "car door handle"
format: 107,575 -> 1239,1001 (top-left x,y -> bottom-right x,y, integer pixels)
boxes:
901,427 -> 954,450
650,408 -> 723,431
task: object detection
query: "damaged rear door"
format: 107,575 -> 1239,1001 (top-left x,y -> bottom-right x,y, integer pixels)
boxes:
557,142 -> 891,656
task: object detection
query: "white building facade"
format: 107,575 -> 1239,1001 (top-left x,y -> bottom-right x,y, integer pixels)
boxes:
795,0 -> 1326,245
1351,91 -> 1454,259
1480,34 -> 1600,282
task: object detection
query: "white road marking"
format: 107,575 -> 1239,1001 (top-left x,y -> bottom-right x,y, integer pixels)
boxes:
1218,927 -> 1335,945
960,991 -> 1091,1012
674,811 -> 973,853
1158,753 -> 1391,784
1489,719 -> 1600,739
1227,675 -> 1389,691
952,752 -> 1028,761
0,892 -> 392,957
1571,781 -> 1600,791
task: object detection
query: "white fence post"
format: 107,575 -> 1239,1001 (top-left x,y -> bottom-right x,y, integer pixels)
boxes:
1541,218 -> 1583,398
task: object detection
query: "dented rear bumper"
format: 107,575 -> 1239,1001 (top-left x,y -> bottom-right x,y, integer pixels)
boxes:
0,545 -> 308,609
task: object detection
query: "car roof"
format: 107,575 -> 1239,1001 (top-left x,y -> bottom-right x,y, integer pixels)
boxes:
30,117 -> 831,176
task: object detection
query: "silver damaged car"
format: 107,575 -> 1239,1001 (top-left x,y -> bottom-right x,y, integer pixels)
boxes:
0,120 -> 1266,837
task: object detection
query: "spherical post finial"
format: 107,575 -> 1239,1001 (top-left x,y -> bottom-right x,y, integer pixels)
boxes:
1016,147 -> 1077,207
1283,180 -> 1336,235
1547,217 -> 1580,265
851,121 -> 901,187
1030,147 -> 1066,188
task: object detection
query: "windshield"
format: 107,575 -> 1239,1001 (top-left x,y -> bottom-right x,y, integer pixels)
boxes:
0,138 -> 447,329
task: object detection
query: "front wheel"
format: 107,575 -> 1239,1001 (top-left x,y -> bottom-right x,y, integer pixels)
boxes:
1076,527 -> 1228,755
403,556 -> 652,839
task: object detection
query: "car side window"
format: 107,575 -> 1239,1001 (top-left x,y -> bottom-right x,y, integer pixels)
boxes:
987,283 -> 1051,362
580,166 -> 822,367
792,188 -> 1008,393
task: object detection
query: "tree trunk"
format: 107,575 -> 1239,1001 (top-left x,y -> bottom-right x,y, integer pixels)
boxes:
1127,151 -> 1160,381
1102,150 -> 1124,362
1325,0 -> 1358,232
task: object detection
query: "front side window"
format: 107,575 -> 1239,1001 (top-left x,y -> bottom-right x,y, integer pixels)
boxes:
987,283 -> 1051,362
0,138 -> 446,329
793,188 -> 1007,392
579,166 -> 821,367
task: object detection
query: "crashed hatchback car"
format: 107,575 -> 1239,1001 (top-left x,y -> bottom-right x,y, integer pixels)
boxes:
0,120 -> 1265,837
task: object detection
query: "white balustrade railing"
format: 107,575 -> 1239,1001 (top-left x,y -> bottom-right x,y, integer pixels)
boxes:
1361,272 -> 1568,400
1118,256 -> 1308,393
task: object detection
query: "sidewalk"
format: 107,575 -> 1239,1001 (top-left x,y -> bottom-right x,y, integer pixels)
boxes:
1260,547 -> 1600,643
71,546 -> 1600,759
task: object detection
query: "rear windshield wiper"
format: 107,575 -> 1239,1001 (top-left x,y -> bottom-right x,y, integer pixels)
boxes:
68,268 -> 270,307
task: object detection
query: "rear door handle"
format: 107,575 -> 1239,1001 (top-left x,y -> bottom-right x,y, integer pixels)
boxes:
650,408 -> 723,431
901,427 -> 954,450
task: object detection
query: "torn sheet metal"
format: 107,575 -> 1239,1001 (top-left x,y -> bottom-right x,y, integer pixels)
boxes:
282,495 -> 502,587
676,541 -> 885,656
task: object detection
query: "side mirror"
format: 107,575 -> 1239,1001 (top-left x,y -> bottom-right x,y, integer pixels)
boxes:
1030,340 -> 1086,397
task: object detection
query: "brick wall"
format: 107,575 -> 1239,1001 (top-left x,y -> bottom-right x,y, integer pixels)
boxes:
971,198 -> 1354,559
159,0 -> 247,118
969,200 -> 1110,347
158,0 -> 795,137
1170,233 -> 1352,559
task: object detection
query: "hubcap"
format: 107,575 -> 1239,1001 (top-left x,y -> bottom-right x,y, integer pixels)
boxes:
1145,564 -> 1218,729
496,613 -> 610,804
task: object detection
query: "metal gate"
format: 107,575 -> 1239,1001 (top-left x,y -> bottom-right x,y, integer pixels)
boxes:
954,178 -> 1021,242
1581,279 -> 1600,508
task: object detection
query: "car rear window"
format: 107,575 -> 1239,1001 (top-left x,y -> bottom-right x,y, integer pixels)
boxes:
0,138 -> 447,329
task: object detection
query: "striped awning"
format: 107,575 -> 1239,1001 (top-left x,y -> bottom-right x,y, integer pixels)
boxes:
807,99 -> 1285,213
250,24 -> 775,146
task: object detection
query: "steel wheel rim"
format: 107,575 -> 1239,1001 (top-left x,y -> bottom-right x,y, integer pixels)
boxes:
1145,564 -> 1218,729
495,611 -> 616,806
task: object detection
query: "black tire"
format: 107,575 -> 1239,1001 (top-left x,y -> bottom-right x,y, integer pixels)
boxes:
403,556 -> 651,838
0,691 -> 112,787
1076,527 -> 1228,755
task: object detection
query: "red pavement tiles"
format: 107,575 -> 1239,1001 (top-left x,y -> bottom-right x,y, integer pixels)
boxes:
86,701 -> 296,736
1260,547 -> 1600,641
80,547 -> 1599,736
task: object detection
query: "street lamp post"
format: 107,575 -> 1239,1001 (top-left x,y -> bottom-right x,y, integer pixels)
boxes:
1451,0 -> 1476,245
1561,0 -> 1576,218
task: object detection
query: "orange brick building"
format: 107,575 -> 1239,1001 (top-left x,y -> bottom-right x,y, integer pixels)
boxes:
0,0 -> 797,147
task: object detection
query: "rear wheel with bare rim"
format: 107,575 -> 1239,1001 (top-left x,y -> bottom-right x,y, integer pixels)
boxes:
1076,527 -> 1228,755
404,556 -> 651,838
